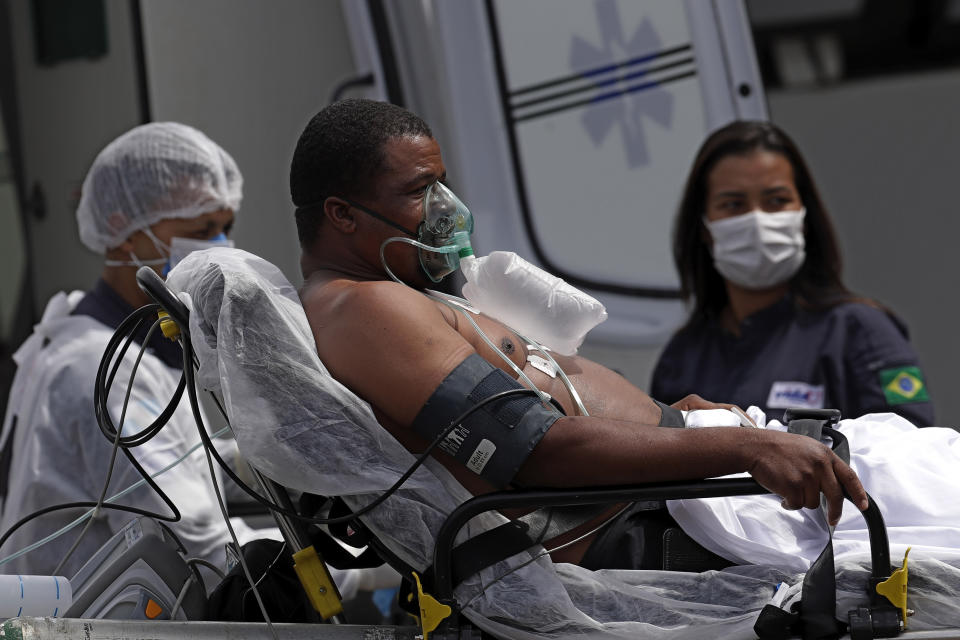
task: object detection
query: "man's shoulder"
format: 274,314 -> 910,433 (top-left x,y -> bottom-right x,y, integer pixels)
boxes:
300,277 -> 443,334
807,300 -> 908,339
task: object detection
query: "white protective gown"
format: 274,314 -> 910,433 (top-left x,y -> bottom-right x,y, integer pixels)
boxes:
0,290 -> 255,585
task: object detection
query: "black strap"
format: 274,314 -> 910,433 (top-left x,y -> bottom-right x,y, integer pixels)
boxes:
294,495 -> 385,570
518,503 -> 609,544
448,520 -> 534,588
823,427 -> 850,466
754,603 -> 801,640
307,525 -> 384,570
327,496 -> 374,549
421,502 -> 613,593
790,415 -> 846,639
800,528 -> 843,640
653,399 -> 685,428
758,410 -> 849,640
425,506 -> 599,592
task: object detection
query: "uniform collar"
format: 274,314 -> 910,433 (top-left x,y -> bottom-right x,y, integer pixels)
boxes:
718,293 -> 795,339
71,278 -> 183,369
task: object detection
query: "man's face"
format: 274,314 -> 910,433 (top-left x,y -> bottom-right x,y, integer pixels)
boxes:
355,134 -> 446,287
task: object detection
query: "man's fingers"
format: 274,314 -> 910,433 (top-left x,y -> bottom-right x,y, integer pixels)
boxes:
834,458 -> 869,511
671,394 -> 738,412
779,489 -> 802,511
820,469 -> 844,525
803,487 -> 822,511
729,406 -> 757,427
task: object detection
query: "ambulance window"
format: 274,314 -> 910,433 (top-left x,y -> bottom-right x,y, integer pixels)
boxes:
487,0 -> 715,295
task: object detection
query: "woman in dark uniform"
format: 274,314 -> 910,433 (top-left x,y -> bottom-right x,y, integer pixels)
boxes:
650,121 -> 934,426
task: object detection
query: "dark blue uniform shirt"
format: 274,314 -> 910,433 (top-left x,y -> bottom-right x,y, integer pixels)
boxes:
71,278 -> 183,370
650,295 -> 934,426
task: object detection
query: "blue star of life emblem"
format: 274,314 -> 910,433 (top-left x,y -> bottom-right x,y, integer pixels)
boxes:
569,0 -> 675,168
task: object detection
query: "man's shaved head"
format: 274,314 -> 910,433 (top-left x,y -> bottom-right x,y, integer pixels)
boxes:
290,98 -> 433,248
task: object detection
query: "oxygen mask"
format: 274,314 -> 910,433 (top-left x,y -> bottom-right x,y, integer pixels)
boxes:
416,181 -> 474,282
376,181 -> 474,284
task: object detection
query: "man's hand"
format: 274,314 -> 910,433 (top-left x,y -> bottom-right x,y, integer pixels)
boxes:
748,430 -> 869,525
670,393 -> 736,412
671,394 -> 760,426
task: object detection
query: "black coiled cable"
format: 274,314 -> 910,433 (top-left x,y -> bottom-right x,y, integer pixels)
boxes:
0,306 -> 184,555
180,326 -> 539,525
1,298 -> 542,558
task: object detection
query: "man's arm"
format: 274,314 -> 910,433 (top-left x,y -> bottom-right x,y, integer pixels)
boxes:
304,280 -> 866,525
518,415 -> 864,524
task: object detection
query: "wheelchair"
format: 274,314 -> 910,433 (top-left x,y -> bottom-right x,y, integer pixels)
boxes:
113,260 -> 913,640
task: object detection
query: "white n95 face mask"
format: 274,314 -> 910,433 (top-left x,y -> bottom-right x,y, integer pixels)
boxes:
167,233 -> 234,275
704,208 -> 806,290
103,230 -> 234,275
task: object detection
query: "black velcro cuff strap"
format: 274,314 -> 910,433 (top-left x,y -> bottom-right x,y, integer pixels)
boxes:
654,399 -> 685,428
411,353 -> 561,488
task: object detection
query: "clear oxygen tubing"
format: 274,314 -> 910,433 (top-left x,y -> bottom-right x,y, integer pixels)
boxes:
380,235 -> 590,416
458,502 -> 630,612
199,405 -> 279,639
455,246 -> 589,416
53,319 -> 162,575
379,236 -> 458,287
507,328 -> 589,418
380,236 -> 551,407
0,423 -> 231,568
431,293 -> 589,417
1,290 -> 545,569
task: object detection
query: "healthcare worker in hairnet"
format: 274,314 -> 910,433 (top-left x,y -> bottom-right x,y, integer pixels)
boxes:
0,122 -> 260,586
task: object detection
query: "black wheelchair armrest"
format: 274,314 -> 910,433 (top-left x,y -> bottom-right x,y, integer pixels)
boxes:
432,477 -> 767,603
433,476 -> 894,637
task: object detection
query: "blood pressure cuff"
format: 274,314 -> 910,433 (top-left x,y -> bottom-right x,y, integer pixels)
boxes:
654,399 -> 685,428
411,353 -> 561,489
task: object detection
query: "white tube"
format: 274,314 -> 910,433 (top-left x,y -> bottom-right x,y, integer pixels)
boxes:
0,575 -> 72,618
0,425 -> 232,568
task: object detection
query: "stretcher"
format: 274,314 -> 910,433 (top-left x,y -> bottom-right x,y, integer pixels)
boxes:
7,250 -> 960,640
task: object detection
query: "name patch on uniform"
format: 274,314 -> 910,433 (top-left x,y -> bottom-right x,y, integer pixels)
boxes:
879,366 -> 929,405
767,381 -> 825,409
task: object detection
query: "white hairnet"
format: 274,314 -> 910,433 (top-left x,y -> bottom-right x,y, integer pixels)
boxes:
76,122 -> 242,253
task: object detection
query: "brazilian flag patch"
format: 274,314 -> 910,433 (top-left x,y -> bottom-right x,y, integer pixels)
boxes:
879,366 -> 929,405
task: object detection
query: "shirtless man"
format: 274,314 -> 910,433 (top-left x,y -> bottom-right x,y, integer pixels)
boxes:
290,99 -> 867,568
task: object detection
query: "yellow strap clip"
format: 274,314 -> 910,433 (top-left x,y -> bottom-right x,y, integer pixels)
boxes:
875,547 -> 910,629
408,571 -> 452,640
292,545 -> 344,620
157,310 -> 181,341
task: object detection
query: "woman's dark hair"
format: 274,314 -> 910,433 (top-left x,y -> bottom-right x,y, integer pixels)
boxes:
673,120 -> 855,329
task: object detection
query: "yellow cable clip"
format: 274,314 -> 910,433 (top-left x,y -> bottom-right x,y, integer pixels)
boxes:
291,545 -> 344,620
409,571 -> 452,640
875,547 -> 910,629
157,310 -> 181,341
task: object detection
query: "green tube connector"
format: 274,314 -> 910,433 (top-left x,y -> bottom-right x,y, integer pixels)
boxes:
455,230 -> 474,258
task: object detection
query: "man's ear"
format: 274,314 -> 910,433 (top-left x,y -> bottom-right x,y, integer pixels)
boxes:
323,197 -> 357,233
